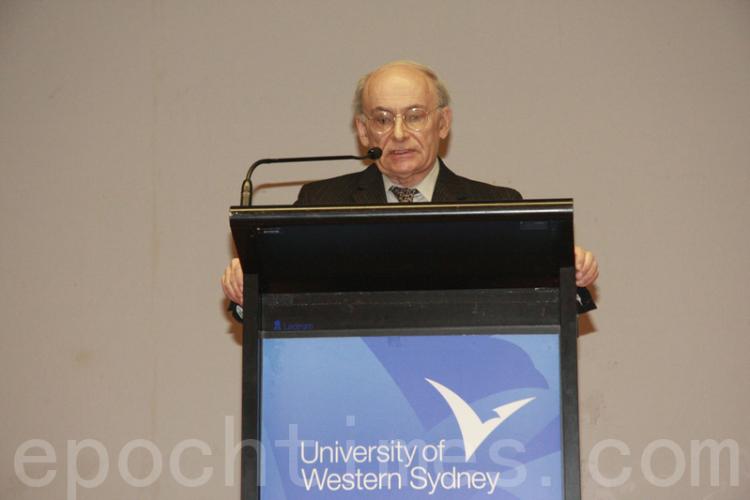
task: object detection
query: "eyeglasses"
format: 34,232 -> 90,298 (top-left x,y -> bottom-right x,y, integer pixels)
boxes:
362,106 -> 442,134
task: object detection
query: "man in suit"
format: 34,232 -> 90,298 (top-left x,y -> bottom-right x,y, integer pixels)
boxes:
221,60 -> 598,307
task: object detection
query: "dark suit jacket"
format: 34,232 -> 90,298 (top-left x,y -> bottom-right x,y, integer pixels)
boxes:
294,158 -> 521,206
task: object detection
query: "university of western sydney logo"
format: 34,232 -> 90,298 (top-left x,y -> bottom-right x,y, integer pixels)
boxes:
290,376 -> 538,495
425,378 -> 535,460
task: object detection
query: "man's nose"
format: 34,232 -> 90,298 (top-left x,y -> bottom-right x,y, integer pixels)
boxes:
392,115 -> 407,140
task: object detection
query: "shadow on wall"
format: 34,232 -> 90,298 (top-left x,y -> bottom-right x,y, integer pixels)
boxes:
578,285 -> 599,336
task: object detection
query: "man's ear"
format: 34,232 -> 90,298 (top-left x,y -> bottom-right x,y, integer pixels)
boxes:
354,116 -> 370,147
438,107 -> 452,140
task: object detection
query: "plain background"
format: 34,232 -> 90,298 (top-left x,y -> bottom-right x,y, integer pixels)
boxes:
1,1 -> 749,499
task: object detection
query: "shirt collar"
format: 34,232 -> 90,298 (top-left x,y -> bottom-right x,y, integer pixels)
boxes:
382,159 -> 440,203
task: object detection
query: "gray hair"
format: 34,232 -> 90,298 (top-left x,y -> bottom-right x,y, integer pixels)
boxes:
352,60 -> 451,116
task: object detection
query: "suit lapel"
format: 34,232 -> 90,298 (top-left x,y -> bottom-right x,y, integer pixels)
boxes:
352,164 -> 388,204
432,158 -> 470,203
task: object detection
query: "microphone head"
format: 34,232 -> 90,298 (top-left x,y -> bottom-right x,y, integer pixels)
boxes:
367,147 -> 383,160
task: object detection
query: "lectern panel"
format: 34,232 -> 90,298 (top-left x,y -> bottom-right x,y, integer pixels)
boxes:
260,332 -> 563,499
230,201 -> 574,293
261,288 -> 560,332
231,201 -> 581,500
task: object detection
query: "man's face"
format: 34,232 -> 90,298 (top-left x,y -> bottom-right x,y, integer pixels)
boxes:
355,66 -> 452,187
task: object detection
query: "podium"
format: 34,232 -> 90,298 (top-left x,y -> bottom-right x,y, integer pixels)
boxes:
230,199 -> 581,500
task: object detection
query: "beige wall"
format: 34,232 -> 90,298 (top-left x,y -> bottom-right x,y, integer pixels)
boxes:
1,1 -> 749,498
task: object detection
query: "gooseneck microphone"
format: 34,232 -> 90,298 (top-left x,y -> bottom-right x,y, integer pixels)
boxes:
240,147 -> 382,207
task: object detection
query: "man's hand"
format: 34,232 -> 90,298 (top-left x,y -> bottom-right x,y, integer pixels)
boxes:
221,258 -> 244,305
574,246 -> 599,287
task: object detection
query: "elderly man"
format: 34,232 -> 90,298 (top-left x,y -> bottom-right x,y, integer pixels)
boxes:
222,61 -> 598,307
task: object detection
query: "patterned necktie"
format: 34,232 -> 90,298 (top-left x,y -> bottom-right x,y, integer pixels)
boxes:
390,186 -> 420,203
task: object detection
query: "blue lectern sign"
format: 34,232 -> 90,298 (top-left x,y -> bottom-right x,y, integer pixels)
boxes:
261,333 -> 562,499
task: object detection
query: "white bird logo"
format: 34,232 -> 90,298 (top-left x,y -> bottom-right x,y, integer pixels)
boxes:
426,378 -> 535,461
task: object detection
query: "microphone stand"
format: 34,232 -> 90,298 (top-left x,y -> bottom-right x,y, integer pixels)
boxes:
240,148 -> 382,207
